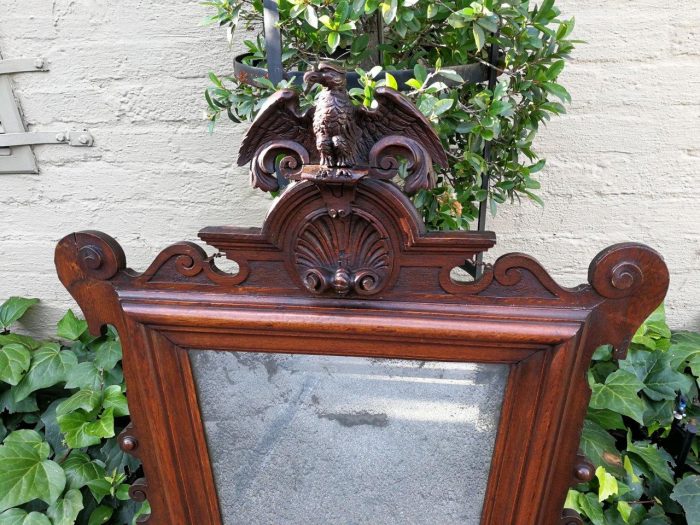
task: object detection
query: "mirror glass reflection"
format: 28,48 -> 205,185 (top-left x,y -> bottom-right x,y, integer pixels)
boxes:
189,350 -> 508,525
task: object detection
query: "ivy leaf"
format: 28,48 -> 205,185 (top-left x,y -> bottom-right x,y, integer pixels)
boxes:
65,361 -> 102,390
670,475 -> 700,525
40,399 -> 69,458
621,348 -> 692,400
0,430 -> 65,512
47,489 -> 84,525
627,440 -> 675,485
0,334 -> 41,350
56,389 -> 102,417
94,340 -> 122,370
56,309 -> 88,341
0,389 -> 38,414
0,343 -> 31,385
87,505 -> 114,525
0,297 -> 38,332
57,410 -> 107,449
63,450 -> 107,490
578,492 -> 605,525
587,408 -> 626,430
590,369 -> 646,424
669,331 -> 700,377
0,509 -> 52,525
86,478 -> 112,504
102,385 -> 129,416
595,466 -> 618,502
12,344 -> 78,402
580,419 -> 624,476
86,408 -> 115,438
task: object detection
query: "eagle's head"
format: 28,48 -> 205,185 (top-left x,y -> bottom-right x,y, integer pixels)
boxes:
304,62 -> 346,91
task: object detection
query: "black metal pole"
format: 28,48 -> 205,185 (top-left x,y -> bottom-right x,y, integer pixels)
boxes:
474,33 -> 500,277
263,0 -> 284,85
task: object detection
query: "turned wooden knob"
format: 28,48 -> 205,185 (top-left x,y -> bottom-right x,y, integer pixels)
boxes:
120,436 -> 138,452
574,462 -> 594,482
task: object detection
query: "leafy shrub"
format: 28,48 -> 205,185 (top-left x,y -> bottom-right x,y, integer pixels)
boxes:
0,297 -> 148,525
203,0 -> 576,229
568,306 -> 700,524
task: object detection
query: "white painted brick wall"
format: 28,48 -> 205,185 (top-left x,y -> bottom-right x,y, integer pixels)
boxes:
0,0 -> 698,335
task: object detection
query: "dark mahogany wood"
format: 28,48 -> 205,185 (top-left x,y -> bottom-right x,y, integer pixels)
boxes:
55,174 -> 668,525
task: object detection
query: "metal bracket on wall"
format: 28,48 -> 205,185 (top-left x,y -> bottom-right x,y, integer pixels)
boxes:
0,56 -> 94,174
0,130 -> 94,148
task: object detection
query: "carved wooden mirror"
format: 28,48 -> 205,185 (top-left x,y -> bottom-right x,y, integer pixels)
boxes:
55,73 -> 668,525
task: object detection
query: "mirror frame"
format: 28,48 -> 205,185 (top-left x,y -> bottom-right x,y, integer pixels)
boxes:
56,180 -> 668,525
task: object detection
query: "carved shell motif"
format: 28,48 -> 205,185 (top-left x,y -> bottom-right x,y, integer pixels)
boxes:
294,212 -> 391,296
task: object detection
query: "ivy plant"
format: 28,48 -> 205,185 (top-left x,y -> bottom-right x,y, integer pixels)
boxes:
568,305 -> 700,524
203,0 -> 576,230
0,297 -> 148,525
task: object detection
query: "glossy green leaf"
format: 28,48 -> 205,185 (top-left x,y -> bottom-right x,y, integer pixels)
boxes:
65,361 -> 102,390
63,450 -> 107,489
590,369 -> 646,425
12,344 -> 77,401
56,309 -> 88,340
580,419 -> 624,476
596,466 -> 618,502
0,509 -> 51,525
102,385 -> 129,416
670,475 -> 700,525
0,344 -> 31,385
47,489 -> 84,525
473,23 -> 486,50
626,440 -> 674,485
94,340 -> 122,370
327,31 -> 340,52
87,505 -> 114,525
0,431 -> 65,512
56,389 -> 102,417
578,492 -> 605,525
0,297 -> 38,332
86,478 -> 112,504
58,408 -> 115,449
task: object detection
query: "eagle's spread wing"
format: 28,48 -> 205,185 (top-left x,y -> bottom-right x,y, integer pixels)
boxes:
237,89 -> 317,166
355,87 -> 448,169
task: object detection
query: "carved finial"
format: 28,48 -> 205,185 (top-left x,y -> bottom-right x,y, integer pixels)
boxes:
236,63 -> 447,194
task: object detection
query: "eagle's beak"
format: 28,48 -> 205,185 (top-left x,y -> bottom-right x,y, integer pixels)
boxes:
304,70 -> 321,93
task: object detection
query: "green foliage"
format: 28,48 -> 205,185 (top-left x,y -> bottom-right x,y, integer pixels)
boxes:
0,300 -> 145,525
568,305 -> 700,524
203,0 -> 576,229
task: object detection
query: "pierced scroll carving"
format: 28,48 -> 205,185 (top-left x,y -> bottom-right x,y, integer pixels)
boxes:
295,211 -> 391,296
134,242 -> 247,287
250,140 -> 309,192
368,135 -> 434,194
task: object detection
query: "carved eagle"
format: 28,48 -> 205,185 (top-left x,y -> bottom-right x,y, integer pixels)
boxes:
237,62 -> 448,175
